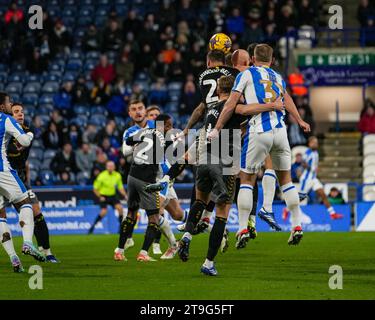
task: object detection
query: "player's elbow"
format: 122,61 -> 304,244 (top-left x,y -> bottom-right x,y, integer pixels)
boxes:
122,142 -> 133,157
16,134 -> 32,147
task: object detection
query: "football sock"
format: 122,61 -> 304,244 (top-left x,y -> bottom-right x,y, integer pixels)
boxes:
262,169 -> 276,212
159,216 -> 176,247
328,207 -> 335,215
249,182 -> 258,227
185,200 -> 206,234
141,223 -> 160,252
0,219 -> 16,258
237,184 -> 253,231
207,216 -> 227,261
153,229 -> 162,244
202,200 -> 215,221
34,213 -> 50,250
281,182 -> 301,228
118,217 -> 136,249
19,204 -> 34,243
204,258 -> 214,269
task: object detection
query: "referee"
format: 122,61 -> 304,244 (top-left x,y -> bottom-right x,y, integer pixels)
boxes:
88,161 -> 127,234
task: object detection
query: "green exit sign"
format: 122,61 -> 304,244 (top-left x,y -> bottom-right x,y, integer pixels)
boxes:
298,53 -> 375,67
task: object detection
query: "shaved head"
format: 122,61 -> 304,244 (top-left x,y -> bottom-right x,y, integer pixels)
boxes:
231,49 -> 250,71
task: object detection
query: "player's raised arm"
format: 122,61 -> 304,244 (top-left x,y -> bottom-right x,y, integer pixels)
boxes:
180,102 -> 205,136
235,96 -> 284,116
5,116 -> 33,147
284,91 -> 311,133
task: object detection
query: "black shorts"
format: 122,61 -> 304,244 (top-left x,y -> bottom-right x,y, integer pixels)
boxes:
196,164 -> 236,204
127,175 -> 160,212
99,195 -> 120,209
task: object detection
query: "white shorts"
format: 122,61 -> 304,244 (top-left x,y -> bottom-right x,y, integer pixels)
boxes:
241,126 -> 291,174
0,170 -> 29,208
299,177 -> 323,194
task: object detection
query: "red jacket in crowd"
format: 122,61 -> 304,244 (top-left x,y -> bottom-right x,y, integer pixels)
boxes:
4,9 -> 24,24
91,64 -> 115,85
358,114 -> 375,134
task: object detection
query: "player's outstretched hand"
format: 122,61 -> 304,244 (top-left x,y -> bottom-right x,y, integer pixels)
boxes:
207,128 -> 219,141
298,120 -> 311,133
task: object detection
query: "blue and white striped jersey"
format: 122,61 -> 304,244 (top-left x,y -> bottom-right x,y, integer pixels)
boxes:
299,148 -> 319,186
122,120 -> 155,141
0,112 -> 27,172
232,66 -> 286,133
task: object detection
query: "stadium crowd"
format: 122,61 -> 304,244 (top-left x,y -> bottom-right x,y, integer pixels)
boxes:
0,0 -> 327,185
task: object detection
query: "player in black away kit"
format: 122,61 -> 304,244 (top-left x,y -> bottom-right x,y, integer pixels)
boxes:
7,103 -> 58,262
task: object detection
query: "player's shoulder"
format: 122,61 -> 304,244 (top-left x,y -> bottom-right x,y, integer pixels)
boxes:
123,124 -> 140,138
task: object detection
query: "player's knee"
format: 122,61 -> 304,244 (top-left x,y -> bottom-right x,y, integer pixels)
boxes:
1,232 -> 11,243
13,196 -> 32,213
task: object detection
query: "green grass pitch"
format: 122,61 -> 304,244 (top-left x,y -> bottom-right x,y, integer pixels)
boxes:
1,232 -> 375,300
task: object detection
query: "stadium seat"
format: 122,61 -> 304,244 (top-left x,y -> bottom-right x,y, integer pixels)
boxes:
94,16 -> 107,27
364,142 -> 375,156
29,170 -> 38,184
66,59 -> 83,71
363,134 -> 375,145
28,159 -> 41,171
86,51 -> 100,60
41,159 -> 53,170
363,164 -> 375,180
91,106 -> 108,116
76,172 -> 90,186
62,72 -> 78,82
84,60 -> 97,71
23,82 -> 41,94
29,148 -> 44,161
7,73 -> 23,83
39,170 -> 56,186
49,63 -> 63,72
39,115 -> 52,127
9,93 -> 20,102
43,149 -> 57,160
70,115 -> 88,127
43,74 -> 61,82
79,7 -> 94,16
5,82 -> 23,94
89,114 -> 107,126
26,74 -> 41,82
168,82 -> 183,91
32,139 -> 43,148
22,93 -> 39,106
74,105 -> 90,116
363,186 -> 375,201
42,81 -> 60,93
0,71 -> 7,83
23,105 -> 36,118
62,7 -> 75,17
77,16 -> 93,27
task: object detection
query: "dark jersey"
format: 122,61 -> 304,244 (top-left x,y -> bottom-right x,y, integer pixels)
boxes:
199,99 -> 243,167
198,66 -> 239,109
7,122 -> 32,185
126,128 -> 166,183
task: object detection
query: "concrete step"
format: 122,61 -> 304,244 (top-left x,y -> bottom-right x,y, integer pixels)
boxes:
321,156 -> 362,163
320,178 -> 362,184
322,138 -> 360,146
320,170 -> 361,179
324,132 -> 362,139
319,167 -> 362,175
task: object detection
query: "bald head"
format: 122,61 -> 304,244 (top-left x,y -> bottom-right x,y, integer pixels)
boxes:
231,49 -> 250,72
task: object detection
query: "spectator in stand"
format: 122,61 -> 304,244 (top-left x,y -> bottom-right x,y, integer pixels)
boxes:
91,54 -> 115,85
115,53 -> 134,84
297,0 -> 317,27
187,41 -> 206,77
50,143 -> 79,175
42,121 -> 63,150
277,5 -> 296,35
160,25 -> 176,44
53,82 -> 74,118
122,9 -> 142,37
72,75 -> 90,106
179,80 -> 201,116
102,18 -> 123,52
358,99 -> 375,134
91,151 -> 108,181
129,83 -> 147,104
287,114 -> 307,148
291,153 -> 304,183
136,43 -> 154,72
4,2 -> 24,24
357,0 -> 375,27
55,171 -> 75,186
64,124 -> 83,149
148,80 -> 169,107
328,187 -> 346,205
94,122 -> 120,149
208,4 -> 225,33
157,0 -> 177,27
82,24 -> 101,52
50,19 -> 72,55
26,48 -> 48,74
150,53 -> 168,81
83,123 -> 98,144
162,40 -> 177,64
76,143 -> 97,177
167,51 -> 187,82
51,109 -> 67,137
146,105 -> 161,120
100,137 -> 120,164
177,0 -> 196,24
107,78 -> 131,117
32,115 -> 43,140
242,20 -> 264,47
226,6 -> 245,35
90,77 -> 111,106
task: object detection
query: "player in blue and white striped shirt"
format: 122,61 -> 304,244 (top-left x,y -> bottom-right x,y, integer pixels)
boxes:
209,44 -> 310,247
283,137 -> 343,221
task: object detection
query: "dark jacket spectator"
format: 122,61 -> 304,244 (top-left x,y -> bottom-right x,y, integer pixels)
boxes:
91,54 -> 115,85
82,24 -> 101,52
102,19 -> 123,52
115,55 -> 134,84
90,78 -> 111,106
76,143 -> 97,176
122,10 -> 142,37
55,171 -> 76,186
42,122 -> 64,150
64,124 -> 83,149
179,80 -> 201,115
50,20 -> 72,55
50,143 -> 79,174
53,82 -> 73,118
72,76 -> 90,106
357,0 -> 375,27
167,51 -> 187,82
26,48 -> 48,74
106,79 -> 131,117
